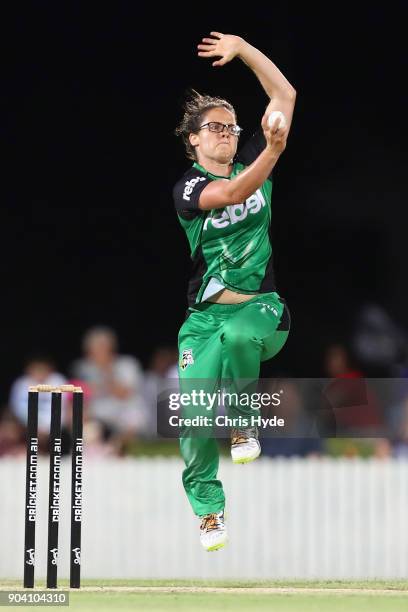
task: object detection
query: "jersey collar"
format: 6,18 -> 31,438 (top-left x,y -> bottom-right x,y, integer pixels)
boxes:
193,162 -> 232,180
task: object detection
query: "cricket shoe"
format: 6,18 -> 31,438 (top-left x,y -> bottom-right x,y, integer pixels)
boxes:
231,426 -> 261,464
199,511 -> 227,551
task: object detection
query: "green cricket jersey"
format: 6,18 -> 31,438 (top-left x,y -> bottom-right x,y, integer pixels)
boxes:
173,130 -> 277,306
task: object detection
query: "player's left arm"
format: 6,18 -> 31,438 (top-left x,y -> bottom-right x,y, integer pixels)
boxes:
197,32 -> 296,134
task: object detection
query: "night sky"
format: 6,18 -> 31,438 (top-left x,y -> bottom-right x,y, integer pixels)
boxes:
1,3 -> 406,405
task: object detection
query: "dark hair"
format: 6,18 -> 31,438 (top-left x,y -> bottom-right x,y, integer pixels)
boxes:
175,89 -> 236,161
24,353 -> 55,369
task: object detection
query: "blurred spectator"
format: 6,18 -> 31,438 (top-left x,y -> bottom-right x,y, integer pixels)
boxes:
0,410 -> 26,457
322,342 -> 393,455
381,392 -> 408,459
9,355 -> 68,453
352,304 -> 408,376
83,420 -> 116,458
373,438 -> 392,459
261,381 -> 323,458
63,380 -> 120,457
166,361 -> 179,379
70,326 -> 149,450
143,346 -> 179,436
324,344 -> 362,379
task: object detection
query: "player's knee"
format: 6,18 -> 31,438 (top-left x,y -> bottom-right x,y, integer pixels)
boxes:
221,325 -> 253,350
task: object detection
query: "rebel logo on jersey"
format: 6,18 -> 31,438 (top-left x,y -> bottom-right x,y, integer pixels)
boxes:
183,177 -> 207,201
203,189 -> 266,231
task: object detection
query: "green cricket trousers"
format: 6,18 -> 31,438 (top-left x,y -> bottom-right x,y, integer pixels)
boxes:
177,291 -> 290,517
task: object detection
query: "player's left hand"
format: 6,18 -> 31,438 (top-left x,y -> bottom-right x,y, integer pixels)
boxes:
197,32 -> 244,67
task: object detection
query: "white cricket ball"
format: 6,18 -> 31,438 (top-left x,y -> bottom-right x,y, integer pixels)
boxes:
267,110 -> 287,130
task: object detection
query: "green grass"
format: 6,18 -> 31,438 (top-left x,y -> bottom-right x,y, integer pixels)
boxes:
125,439 -> 231,457
119,438 -> 381,459
324,438 -> 379,458
1,579 -> 408,611
3,578 -> 408,589
101,436 -> 384,459
125,439 -> 180,457
66,592 -> 408,612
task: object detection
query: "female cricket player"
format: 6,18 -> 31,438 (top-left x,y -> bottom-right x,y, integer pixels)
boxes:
173,32 -> 296,551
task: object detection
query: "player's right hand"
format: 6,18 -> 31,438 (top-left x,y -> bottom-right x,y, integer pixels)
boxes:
261,113 -> 288,155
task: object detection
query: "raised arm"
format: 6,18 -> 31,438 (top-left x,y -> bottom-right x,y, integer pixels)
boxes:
198,118 -> 287,210
196,32 -> 296,211
198,32 -> 296,133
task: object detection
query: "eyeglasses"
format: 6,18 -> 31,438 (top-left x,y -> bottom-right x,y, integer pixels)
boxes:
199,121 -> 243,137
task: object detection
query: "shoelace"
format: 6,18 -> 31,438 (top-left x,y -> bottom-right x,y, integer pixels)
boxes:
231,426 -> 258,445
200,513 -> 224,532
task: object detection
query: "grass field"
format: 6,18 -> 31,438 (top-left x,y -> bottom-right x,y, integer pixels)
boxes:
1,579 -> 408,611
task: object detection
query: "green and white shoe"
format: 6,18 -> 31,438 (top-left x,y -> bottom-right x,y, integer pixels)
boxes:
231,426 -> 261,464
199,511 -> 227,551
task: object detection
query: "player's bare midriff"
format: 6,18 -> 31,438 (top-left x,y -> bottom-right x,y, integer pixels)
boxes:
206,289 -> 259,304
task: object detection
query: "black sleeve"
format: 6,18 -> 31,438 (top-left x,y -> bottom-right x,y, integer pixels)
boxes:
236,129 -> 273,180
173,169 -> 210,220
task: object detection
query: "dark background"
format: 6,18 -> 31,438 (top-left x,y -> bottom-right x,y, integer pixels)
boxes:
1,3 -> 406,405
